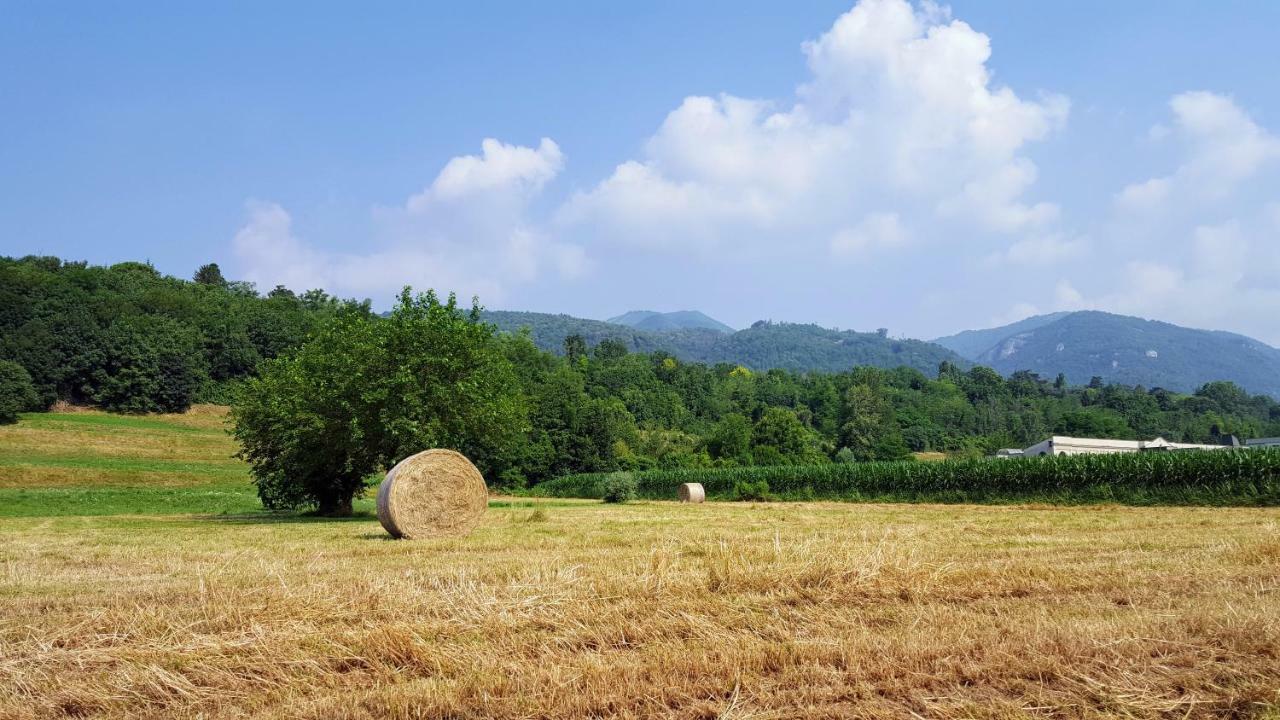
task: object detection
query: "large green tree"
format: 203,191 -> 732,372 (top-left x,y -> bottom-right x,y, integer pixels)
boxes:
230,290 -> 527,515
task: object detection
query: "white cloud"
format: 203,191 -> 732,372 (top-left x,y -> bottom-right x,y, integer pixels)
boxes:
984,233 -> 1087,266
232,139 -> 581,303
1054,219 -> 1280,343
222,3 -> 1280,345
232,201 -> 330,292
830,212 -> 909,258
988,301 -> 1043,327
1026,92 -> 1280,344
994,278 -> 1089,328
560,0 -> 1067,254
408,138 -> 562,208
1114,177 -> 1171,213
1116,92 -> 1280,213
1191,221 -> 1246,281
1053,280 -> 1086,310
230,200 -> 509,301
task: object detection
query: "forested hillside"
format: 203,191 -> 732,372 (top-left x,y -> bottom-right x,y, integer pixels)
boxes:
933,312 -> 1069,360
486,310 -> 964,375
5,257 -> 1280,491
606,310 -> 735,333
483,310 -> 724,357
0,256 -> 361,413
935,311 -> 1280,398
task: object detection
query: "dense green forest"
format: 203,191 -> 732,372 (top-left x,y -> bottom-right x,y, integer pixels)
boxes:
0,256 -> 362,413
4,256 -> 1280,494
491,340 -> 1280,484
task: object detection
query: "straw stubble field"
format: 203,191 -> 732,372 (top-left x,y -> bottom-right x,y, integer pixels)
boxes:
1,408 -> 1279,719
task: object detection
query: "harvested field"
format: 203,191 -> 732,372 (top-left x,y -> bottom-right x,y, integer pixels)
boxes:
1,408 -> 1278,718
2,502 -> 1279,718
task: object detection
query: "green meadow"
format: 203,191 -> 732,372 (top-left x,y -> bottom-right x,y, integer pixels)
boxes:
0,407 -> 270,517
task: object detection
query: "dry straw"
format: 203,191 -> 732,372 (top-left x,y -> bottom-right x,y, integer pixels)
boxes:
677,482 -> 705,503
376,449 -> 488,539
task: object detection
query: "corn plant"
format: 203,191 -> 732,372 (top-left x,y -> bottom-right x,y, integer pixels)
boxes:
531,449 -> 1280,506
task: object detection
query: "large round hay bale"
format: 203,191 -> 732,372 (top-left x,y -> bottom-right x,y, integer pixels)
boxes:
677,482 -> 705,503
376,449 -> 488,539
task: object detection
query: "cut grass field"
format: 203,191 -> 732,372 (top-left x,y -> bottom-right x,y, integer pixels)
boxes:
1,408 -> 1279,718
0,406 -> 258,517
0,407 -> 377,518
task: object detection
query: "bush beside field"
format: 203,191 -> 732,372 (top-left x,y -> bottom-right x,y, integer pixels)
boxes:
529,449 -> 1280,506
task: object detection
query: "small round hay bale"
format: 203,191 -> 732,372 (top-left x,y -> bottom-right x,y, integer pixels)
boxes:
376,449 -> 488,539
677,482 -> 705,504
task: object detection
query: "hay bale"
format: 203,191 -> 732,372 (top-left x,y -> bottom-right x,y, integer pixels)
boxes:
677,482 -> 705,504
376,449 -> 488,539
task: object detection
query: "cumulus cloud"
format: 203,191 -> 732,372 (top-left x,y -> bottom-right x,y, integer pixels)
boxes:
1053,280 -> 1086,310
407,138 -> 563,208
223,2 -> 1280,344
984,233 -> 1087,267
830,212 -> 909,258
1032,93 -> 1280,343
231,202 -> 324,292
231,200 -> 509,302
1113,177 -> 1171,214
1116,92 -> 1280,213
231,138 -> 582,303
1047,212 -> 1280,343
560,0 -> 1068,255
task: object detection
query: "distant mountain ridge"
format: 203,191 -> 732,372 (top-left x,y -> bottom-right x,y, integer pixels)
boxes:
932,312 -> 1070,360
934,311 -> 1280,397
485,307 -> 1280,398
606,310 -> 735,333
483,311 -> 964,375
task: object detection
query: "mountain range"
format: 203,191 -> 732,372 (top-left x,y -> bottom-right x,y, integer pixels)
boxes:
606,310 -> 735,333
932,311 -> 1280,397
485,308 -> 1280,398
483,311 -> 961,376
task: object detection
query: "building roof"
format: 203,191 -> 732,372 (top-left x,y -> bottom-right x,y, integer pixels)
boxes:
1046,436 -> 1144,449
1025,436 -> 1226,453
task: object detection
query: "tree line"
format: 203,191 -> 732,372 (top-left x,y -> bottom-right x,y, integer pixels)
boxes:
233,289 -> 1280,514
3,257 -> 1279,514
0,256 -> 362,418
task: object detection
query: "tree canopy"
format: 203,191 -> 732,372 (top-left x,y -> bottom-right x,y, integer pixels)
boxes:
230,290 -> 526,515
0,255 -> 360,412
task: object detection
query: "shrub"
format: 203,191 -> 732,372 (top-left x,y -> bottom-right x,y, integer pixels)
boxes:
732,479 -> 773,502
602,472 -> 638,504
0,360 -> 39,424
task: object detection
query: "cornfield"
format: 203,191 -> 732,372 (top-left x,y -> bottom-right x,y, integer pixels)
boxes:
530,448 -> 1280,505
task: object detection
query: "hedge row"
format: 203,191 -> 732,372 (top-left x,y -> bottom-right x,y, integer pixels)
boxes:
528,448 -> 1280,506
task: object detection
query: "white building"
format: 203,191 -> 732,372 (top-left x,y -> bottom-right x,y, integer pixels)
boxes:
1020,436 -> 1227,457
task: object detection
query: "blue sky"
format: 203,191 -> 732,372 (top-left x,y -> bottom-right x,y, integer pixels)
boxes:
3,1 -> 1279,342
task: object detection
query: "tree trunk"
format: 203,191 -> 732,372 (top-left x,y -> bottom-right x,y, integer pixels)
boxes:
316,492 -> 354,517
